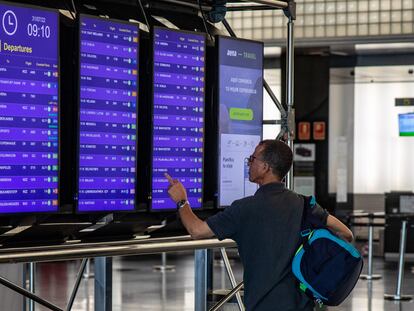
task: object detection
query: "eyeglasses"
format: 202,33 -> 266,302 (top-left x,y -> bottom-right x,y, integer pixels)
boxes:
247,155 -> 260,163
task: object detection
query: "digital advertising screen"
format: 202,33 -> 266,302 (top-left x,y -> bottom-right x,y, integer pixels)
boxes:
399,113 -> 414,137
77,15 -> 138,212
151,27 -> 205,211
217,36 -> 264,207
0,3 -> 59,214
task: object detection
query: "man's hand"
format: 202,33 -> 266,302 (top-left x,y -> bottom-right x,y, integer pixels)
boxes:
165,173 -> 188,203
164,173 -> 214,239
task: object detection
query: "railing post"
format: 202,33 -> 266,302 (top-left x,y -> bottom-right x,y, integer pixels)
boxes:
384,220 -> 412,301
195,249 -> 208,311
94,257 -> 112,311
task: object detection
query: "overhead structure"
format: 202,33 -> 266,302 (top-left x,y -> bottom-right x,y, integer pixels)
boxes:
193,1 -> 296,309
211,0 -> 297,187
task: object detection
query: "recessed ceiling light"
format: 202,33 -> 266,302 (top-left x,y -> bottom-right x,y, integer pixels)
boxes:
355,42 -> 414,51
264,46 -> 281,56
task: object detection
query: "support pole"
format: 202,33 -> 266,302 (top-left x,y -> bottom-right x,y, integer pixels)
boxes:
384,220 -> 412,301
195,249 -> 208,311
0,275 -> 62,311
29,262 -> 35,311
83,259 -> 91,279
367,280 -> 373,311
209,282 -> 244,311
285,16 -> 295,190
65,259 -> 89,311
360,215 -> 382,280
23,264 -> 27,311
94,257 -> 112,311
239,0 -> 288,8
153,222 -> 175,272
263,79 -> 286,115
153,249 -> 176,272
220,248 -> 244,310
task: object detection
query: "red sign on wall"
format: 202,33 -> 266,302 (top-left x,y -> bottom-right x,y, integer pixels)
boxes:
298,122 -> 311,140
313,121 -> 326,140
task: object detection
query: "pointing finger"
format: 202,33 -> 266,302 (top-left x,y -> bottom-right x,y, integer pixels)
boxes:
165,173 -> 174,185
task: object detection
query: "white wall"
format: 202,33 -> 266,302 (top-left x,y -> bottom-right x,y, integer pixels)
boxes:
354,65 -> 414,193
262,68 -> 281,139
329,68 -> 355,194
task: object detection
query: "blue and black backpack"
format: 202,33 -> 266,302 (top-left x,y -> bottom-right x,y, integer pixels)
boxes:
292,196 -> 363,306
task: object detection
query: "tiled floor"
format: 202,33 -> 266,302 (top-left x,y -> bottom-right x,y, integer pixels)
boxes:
33,252 -> 414,310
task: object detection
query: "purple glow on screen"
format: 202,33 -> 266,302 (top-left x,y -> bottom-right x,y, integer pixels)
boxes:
151,28 -> 205,210
0,3 -> 59,214
77,16 -> 138,212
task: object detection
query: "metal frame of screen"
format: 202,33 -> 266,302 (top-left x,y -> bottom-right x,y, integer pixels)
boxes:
75,14 -> 139,213
0,0 -> 61,215
216,35 -> 264,209
149,26 -> 206,212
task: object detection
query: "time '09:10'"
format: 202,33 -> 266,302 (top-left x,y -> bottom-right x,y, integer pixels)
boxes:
27,23 -> 51,38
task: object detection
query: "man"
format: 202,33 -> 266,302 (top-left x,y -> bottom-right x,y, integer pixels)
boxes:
166,140 -> 353,311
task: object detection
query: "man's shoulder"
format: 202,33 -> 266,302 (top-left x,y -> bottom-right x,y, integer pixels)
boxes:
231,195 -> 256,207
286,189 -> 305,201
261,186 -> 304,202
230,189 -> 304,210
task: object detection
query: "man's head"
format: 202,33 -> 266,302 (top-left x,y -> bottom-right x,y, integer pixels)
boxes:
248,140 -> 293,185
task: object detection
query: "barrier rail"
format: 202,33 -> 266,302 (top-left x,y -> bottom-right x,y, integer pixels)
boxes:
0,237 -> 236,311
349,212 -> 385,281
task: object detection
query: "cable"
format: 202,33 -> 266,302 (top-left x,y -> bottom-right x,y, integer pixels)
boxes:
197,0 -> 213,41
71,0 -> 77,15
136,0 -> 151,31
63,0 -> 75,19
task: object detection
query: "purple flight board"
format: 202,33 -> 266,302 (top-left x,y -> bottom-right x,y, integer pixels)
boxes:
77,15 -> 138,212
151,28 -> 205,210
0,3 -> 59,214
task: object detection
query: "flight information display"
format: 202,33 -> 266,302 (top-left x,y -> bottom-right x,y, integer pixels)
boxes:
399,113 -> 414,137
218,37 -> 263,207
0,3 -> 59,214
151,28 -> 205,210
77,16 -> 138,212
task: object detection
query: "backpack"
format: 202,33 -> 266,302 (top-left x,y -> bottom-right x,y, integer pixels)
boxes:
291,195 -> 363,307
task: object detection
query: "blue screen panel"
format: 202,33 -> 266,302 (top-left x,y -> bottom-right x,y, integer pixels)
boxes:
218,37 -> 263,207
77,16 -> 138,212
0,3 -> 59,213
151,28 -> 205,210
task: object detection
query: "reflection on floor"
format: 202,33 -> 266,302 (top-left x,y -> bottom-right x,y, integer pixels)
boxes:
34,252 -> 414,311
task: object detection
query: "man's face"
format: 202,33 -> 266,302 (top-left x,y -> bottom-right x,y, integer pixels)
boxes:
248,145 -> 266,184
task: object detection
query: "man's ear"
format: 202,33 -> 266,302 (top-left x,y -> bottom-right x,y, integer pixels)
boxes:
263,161 -> 271,173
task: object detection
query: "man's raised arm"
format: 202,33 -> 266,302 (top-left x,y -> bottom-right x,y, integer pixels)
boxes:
165,173 -> 214,239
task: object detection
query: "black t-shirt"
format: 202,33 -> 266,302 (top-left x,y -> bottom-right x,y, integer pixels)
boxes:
207,182 -> 328,311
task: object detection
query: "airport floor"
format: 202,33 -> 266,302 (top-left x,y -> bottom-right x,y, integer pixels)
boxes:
33,252 -> 414,311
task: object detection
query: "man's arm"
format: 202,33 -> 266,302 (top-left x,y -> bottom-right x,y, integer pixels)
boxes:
326,215 -> 354,242
309,200 -> 354,242
177,202 -> 215,239
165,173 -> 214,239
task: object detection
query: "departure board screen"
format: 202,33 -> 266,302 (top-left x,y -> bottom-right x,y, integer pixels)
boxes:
218,37 -> 263,207
151,28 -> 205,210
0,3 -> 59,214
77,15 -> 138,212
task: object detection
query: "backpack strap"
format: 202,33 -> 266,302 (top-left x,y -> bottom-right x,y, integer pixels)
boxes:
299,195 -> 317,248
